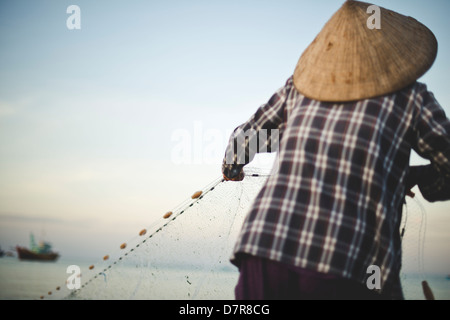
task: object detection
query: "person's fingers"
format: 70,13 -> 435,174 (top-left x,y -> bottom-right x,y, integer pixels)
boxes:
406,190 -> 415,198
223,171 -> 245,182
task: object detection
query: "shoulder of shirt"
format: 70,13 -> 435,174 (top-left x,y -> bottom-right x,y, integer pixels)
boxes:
407,81 -> 429,94
284,75 -> 294,87
389,81 -> 430,103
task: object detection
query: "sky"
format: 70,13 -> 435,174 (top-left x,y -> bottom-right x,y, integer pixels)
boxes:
0,0 -> 449,274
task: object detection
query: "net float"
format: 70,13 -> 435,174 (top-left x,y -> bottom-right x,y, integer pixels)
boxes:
48,291 -> 52,295
89,265 -> 94,270
56,286 -> 60,291
163,211 -> 173,219
103,255 -> 109,261
191,191 -> 202,199
120,243 -> 127,249
40,296 -> 44,299
139,229 -> 147,236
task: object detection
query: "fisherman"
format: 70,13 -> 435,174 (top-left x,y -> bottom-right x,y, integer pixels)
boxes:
222,0 -> 450,300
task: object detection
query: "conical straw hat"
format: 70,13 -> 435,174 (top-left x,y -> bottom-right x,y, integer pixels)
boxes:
293,0 -> 438,102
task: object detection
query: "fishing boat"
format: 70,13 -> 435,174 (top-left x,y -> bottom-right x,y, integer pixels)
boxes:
16,234 -> 59,262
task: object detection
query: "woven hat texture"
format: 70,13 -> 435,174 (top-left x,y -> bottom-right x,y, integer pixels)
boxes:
293,0 -> 438,102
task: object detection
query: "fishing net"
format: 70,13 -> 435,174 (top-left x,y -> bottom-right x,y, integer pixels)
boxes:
44,166 -> 270,300
399,195 -> 431,300
41,162 -> 430,300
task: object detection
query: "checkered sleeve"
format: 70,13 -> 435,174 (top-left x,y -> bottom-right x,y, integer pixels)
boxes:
412,84 -> 450,202
222,78 -> 290,180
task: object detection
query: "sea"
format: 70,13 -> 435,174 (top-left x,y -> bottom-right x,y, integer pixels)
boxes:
0,257 -> 449,300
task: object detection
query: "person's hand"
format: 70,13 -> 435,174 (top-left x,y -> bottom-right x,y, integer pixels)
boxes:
405,166 -> 426,198
223,166 -> 245,182
223,170 -> 245,182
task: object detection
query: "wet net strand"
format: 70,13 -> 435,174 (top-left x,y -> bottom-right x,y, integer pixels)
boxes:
39,167 -> 431,300
42,168 -> 269,300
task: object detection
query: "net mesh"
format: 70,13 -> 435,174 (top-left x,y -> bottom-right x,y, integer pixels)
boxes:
399,196 -> 429,300
41,165 -> 428,300
48,166 -> 269,300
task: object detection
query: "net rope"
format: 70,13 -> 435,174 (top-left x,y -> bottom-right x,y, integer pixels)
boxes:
40,165 -> 429,300
42,166 -> 270,300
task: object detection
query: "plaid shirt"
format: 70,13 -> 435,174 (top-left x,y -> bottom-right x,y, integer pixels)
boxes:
222,76 -> 450,298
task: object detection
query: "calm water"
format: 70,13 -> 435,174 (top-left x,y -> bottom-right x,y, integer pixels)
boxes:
0,257 -> 449,300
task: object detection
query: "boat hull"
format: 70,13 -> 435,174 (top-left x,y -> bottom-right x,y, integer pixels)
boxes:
16,246 -> 59,262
